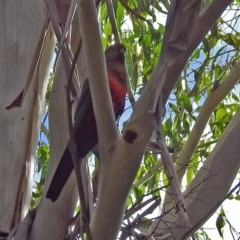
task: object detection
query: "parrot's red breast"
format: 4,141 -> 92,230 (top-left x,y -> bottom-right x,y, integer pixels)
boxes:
108,73 -> 127,113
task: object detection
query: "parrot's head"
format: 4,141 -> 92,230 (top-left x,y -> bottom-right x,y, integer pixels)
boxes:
105,43 -> 126,64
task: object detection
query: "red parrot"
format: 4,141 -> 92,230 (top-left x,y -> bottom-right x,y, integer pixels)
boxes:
46,43 -> 127,202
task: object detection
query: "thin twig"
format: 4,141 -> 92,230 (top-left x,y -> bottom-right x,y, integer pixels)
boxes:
148,95 -> 194,237
44,0 -> 78,97
119,0 -> 153,26
7,208 -> 37,240
106,0 -> 120,43
59,0 -> 77,47
65,39 -> 91,239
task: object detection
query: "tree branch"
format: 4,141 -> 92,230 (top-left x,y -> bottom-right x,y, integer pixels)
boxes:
176,59 -> 240,184
162,0 -> 232,106
88,1 -> 202,239
44,0 -> 79,98
106,0 -> 120,43
154,109 -> 240,239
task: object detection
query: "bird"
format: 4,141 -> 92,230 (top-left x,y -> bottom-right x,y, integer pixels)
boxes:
46,43 -> 127,202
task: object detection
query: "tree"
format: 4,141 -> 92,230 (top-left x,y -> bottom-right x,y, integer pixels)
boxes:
1,0 -> 240,239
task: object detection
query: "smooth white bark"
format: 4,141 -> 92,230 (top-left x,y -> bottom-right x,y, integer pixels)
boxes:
0,0 -> 49,231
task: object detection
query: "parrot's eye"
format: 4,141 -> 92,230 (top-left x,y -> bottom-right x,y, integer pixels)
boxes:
119,48 -> 125,55
117,44 -> 126,57
118,44 -> 126,53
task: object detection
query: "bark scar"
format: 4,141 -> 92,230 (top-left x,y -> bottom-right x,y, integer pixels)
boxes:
123,130 -> 137,144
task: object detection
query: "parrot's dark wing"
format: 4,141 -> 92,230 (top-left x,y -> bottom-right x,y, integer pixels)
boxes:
74,80 -> 92,130
115,99 -> 125,122
46,80 -> 98,202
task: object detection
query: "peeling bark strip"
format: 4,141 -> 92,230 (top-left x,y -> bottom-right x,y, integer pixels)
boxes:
123,130 -> 137,143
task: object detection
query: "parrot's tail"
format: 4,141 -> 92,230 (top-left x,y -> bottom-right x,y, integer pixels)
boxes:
46,148 -> 74,202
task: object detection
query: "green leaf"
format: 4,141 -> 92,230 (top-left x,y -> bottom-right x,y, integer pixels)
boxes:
227,194 -> 234,200
116,2 -> 124,27
186,168 -> 194,185
214,64 -> 222,80
216,214 -> 225,238
202,37 -> 210,53
168,102 -> 180,114
126,196 -> 132,207
182,94 -> 193,113
231,92 -> 239,102
216,108 -> 227,121
235,195 -> 240,200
